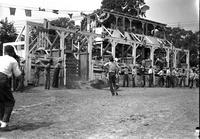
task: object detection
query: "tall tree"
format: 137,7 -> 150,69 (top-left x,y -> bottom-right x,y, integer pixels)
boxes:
163,27 -> 199,67
101,0 -> 148,17
0,18 -> 17,55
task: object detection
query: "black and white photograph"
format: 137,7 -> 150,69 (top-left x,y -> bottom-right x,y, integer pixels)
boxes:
0,0 -> 199,138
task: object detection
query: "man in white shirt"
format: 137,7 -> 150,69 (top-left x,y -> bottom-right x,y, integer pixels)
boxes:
189,68 -> 195,88
148,66 -> 154,87
104,56 -> 119,96
166,68 -> 171,87
157,69 -> 164,87
131,66 -> 137,87
0,45 -> 21,130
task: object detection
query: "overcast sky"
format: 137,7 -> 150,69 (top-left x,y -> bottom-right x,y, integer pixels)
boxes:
0,0 -> 199,31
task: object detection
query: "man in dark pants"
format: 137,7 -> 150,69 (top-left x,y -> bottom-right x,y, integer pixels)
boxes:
148,66 -> 154,87
157,69 -> 164,87
171,68 -> 176,88
52,58 -> 62,88
34,60 -> 42,87
16,60 -> 25,92
131,66 -> 137,87
104,56 -> 119,96
179,69 -> 186,87
123,66 -> 129,87
0,45 -> 21,130
166,68 -> 171,87
45,60 -> 52,90
140,65 -> 146,87
189,69 -> 194,88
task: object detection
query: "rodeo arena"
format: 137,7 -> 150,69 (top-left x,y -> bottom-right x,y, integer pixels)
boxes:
0,5 -> 199,139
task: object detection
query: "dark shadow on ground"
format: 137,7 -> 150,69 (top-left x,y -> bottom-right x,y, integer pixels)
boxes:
1,122 -> 54,132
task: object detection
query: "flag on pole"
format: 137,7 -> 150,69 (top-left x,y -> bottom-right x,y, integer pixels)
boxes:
9,7 -> 16,15
25,9 -> 32,17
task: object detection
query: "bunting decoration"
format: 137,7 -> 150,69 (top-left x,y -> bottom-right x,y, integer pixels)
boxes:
39,7 -> 45,11
1,3 -> 92,18
9,7 -> 16,15
25,9 -> 32,17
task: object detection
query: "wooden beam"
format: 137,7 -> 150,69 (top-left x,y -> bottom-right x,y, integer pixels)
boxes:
27,21 -> 43,27
48,23 -> 143,46
15,26 -> 25,42
3,41 -> 25,46
103,42 -> 111,54
29,41 -> 39,53
25,22 -> 30,86
45,36 -> 52,46
123,45 -> 132,57
50,34 -> 59,56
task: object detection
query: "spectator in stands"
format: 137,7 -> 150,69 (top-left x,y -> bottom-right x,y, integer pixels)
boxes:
0,45 -> 21,130
90,18 -> 97,33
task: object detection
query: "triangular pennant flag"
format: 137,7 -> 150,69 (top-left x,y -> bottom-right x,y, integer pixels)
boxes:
9,7 -> 16,15
25,9 -> 32,17
68,13 -> 73,18
52,10 -> 59,14
39,7 -> 45,11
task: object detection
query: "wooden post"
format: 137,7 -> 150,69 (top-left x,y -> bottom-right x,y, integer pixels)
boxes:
88,36 -> 93,80
150,46 -> 155,86
150,46 -> 155,66
186,50 -> 190,85
132,43 -> 137,86
24,22 -> 30,86
173,50 -> 177,68
115,16 -> 119,28
142,22 -> 145,35
87,16 -> 91,32
145,23 -> 148,35
132,43 -> 137,65
60,31 -> 65,86
163,27 -> 166,39
100,41 -> 103,57
111,41 -> 116,58
153,25 -> 156,36
129,19 -> 133,32
166,48 -> 170,67
122,17 -> 125,31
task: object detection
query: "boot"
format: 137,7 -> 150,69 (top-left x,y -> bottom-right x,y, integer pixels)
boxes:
0,103 -> 5,120
2,106 -> 13,123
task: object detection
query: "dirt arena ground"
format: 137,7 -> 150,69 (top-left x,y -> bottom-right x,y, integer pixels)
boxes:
0,86 -> 199,139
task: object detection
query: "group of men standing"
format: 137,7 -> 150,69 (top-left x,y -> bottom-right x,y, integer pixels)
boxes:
33,58 -> 62,89
103,56 -> 199,95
